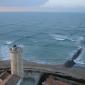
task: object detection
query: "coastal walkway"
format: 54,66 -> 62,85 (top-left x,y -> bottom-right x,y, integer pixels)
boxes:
1,60 -> 85,80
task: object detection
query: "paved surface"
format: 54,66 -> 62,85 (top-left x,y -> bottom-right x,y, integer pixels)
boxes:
1,60 -> 85,80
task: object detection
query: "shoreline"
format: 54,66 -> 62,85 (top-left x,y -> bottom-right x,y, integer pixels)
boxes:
1,59 -> 85,65
0,60 -> 85,80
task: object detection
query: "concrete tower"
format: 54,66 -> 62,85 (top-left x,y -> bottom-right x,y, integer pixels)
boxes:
0,50 -> 2,68
0,59 -> 2,68
9,45 -> 24,78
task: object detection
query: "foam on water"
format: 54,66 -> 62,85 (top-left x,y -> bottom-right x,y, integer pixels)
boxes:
51,34 -> 84,44
0,45 -> 9,60
50,34 -> 67,41
0,42 -> 24,60
74,48 -> 85,65
5,41 -> 13,45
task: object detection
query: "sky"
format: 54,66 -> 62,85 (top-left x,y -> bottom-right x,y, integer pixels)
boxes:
0,0 -> 85,12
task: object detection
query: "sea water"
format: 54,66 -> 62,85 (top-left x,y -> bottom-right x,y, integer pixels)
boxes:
0,12 -> 85,65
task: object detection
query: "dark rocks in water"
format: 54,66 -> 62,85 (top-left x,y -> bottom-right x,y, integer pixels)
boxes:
72,48 -> 83,60
64,59 -> 75,68
64,48 -> 83,68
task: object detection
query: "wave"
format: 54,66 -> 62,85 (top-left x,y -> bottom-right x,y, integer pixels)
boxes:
50,34 -> 67,41
4,40 -> 24,47
75,60 -> 85,64
5,41 -> 13,45
74,48 -> 85,65
0,45 -> 9,60
50,34 -> 84,43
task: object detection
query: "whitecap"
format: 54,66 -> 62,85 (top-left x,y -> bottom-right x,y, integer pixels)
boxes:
0,45 -> 9,60
50,34 -> 85,45
5,41 -> 13,45
50,33 -> 76,41
74,48 -> 85,65
50,34 -> 67,41
65,36 -> 84,42
75,59 -> 85,65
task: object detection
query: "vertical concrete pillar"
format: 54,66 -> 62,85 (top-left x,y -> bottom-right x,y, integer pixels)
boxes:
0,50 -> 2,68
0,59 -> 2,68
9,45 -> 24,78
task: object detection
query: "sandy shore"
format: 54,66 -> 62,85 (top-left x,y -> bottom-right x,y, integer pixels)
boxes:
0,60 -> 85,80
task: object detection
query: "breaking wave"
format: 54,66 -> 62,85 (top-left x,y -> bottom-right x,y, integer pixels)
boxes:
75,60 -> 85,65
50,34 -> 84,43
50,34 -> 67,41
0,45 -> 9,60
74,48 -> 85,65
5,41 -> 13,45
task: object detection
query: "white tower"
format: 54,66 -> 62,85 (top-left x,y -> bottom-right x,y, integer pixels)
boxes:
9,45 -> 24,78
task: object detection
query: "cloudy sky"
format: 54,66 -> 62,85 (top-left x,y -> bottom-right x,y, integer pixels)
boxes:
0,0 -> 85,12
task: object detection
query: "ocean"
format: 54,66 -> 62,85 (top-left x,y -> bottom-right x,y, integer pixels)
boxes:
0,12 -> 85,65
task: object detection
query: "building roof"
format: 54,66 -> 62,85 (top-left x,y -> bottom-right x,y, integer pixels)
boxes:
5,75 -> 20,85
0,71 -> 10,80
0,71 -> 20,85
